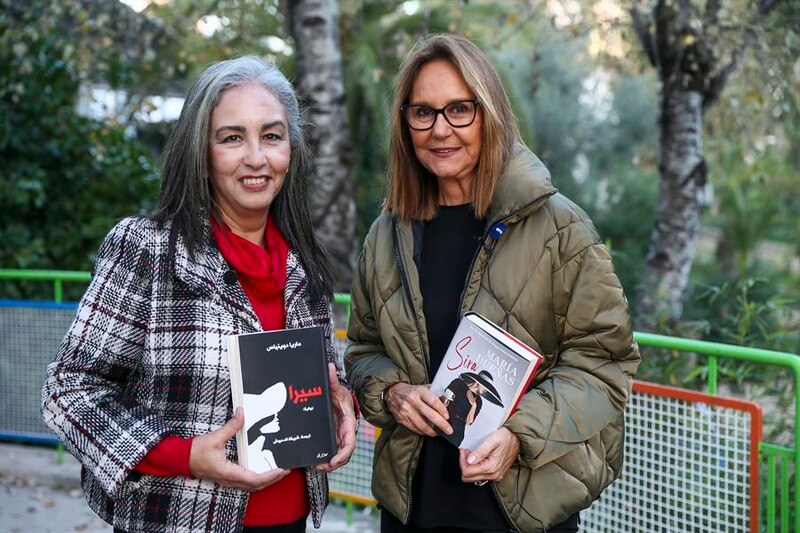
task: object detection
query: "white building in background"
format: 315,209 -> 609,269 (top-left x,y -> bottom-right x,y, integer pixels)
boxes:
76,83 -> 184,126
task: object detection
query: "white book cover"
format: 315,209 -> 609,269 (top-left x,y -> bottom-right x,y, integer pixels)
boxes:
430,312 -> 543,450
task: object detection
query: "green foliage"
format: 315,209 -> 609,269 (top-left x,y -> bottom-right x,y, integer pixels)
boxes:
492,28 -> 659,297
340,0 -> 472,240
696,278 -> 795,349
637,273 -> 799,394
0,7 -> 159,299
708,147 -> 800,274
143,0 -> 290,85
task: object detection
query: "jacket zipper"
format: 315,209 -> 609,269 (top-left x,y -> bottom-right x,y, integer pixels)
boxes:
458,190 -> 555,530
491,482 -> 519,532
392,218 -> 429,523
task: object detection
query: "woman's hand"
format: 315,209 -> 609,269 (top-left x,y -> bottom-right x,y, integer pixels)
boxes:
317,363 -> 357,473
458,427 -> 520,484
189,409 -> 289,491
384,382 -> 451,437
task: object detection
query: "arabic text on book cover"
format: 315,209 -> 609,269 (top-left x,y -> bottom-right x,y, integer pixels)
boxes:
229,325 -> 336,472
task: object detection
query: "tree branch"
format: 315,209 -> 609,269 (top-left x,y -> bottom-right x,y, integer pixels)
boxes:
630,2 -> 657,68
488,1 -> 546,50
703,49 -> 743,113
758,0 -> 784,16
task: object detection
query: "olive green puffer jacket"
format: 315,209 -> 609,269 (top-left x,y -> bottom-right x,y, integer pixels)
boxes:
345,144 -> 640,531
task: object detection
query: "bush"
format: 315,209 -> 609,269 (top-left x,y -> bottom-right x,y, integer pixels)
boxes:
0,15 -> 159,300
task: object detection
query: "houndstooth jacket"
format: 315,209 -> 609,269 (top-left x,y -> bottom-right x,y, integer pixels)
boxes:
42,216 -> 338,532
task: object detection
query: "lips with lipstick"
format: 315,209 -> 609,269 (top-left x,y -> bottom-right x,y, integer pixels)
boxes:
240,175 -> 273,190
429,147 -> 461,156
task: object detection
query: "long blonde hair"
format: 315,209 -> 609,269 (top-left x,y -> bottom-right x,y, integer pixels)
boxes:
385,34 -> 521,220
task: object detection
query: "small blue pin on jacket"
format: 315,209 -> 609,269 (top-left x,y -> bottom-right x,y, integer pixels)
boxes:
489,222 -> 507,240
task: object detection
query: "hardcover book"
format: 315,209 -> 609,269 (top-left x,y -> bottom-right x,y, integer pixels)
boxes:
430,312 -> 544,450
228,325 -> 336,472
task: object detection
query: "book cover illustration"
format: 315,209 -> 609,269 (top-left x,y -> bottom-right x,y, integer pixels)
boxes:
430,312 -> 543,450
229,325 -> 336,473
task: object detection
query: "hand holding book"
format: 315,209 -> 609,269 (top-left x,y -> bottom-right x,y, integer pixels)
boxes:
458,427 -> 521,485
188,408 -> 290,491
383,383 -> 452,437
315,363 -> 357,473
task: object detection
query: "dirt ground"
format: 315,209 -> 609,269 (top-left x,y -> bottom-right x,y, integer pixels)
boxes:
0,441 -> 378,533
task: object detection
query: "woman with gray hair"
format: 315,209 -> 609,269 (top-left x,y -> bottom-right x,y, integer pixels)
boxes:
42,55 -> 357,532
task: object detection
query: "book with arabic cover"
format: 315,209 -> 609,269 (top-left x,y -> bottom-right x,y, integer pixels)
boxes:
429,312 -> 543,450
228,325 -> 335,472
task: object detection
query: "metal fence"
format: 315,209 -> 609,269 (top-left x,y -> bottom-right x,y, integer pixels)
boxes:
0,301 -> 76,444
1,269 -> 797,532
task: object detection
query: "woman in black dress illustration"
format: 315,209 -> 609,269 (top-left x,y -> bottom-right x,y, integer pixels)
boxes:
440,370 -> 503,447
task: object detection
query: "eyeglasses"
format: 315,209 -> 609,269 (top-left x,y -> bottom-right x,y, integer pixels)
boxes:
400,99 -> 480,131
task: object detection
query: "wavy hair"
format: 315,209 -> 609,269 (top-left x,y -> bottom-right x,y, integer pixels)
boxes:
385,34 -> 521,220
150,55 -> 333,302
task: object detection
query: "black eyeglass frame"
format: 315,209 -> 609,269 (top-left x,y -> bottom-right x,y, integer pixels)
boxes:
400,99 -> 481,131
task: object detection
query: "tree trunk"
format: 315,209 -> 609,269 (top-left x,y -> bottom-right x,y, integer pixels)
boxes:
286,0 -> 355,292
637,86 -> 706,326
630,0 -> 784,329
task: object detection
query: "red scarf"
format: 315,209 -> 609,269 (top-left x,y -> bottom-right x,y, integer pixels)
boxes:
210,214 -> 289,331
211,214 -> 308,525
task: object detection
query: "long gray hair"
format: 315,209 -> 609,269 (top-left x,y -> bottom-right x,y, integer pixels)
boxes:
151,55 -> 333,303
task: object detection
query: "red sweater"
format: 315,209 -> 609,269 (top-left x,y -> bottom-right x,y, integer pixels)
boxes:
136,215 -> 308,525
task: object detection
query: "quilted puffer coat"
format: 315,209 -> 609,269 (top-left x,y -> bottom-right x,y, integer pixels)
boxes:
345,144 -> 640,531
42,216 -> 336,532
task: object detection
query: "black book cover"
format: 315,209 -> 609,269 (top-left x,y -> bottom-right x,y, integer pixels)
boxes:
228,325 -> 336,472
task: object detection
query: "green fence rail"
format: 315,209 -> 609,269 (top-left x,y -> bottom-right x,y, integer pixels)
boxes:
0,268 -> 91,303
633,331 -> 798,532
2,269 -> 797,531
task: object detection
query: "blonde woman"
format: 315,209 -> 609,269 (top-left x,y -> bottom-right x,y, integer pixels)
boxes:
346,34 -> 640,532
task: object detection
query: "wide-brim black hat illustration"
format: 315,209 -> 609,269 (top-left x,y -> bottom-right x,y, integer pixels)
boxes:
461,370 -> 503,406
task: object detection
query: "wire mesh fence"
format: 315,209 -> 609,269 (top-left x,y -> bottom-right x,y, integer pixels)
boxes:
0,301 -> 77,443
0,299 -> 782,529
582,382 -> 761,532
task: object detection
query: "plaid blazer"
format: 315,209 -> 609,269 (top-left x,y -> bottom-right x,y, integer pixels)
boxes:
42,216 -> 338,532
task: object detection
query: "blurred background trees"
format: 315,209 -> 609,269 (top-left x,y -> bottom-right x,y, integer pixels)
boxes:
630,0 -> 797,329
0,1 -> 162,285
287,0 -> 355,291
1,0 -> 798,364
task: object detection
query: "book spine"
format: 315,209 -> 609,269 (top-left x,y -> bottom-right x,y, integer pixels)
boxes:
227,337 -> 248,470
507,363 -> 539,418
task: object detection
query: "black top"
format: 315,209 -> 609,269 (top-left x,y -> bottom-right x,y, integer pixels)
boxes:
411,204 -> 510,530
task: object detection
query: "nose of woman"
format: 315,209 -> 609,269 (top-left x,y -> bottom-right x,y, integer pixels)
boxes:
243,139 -> 268,168
431,112 -> 453,138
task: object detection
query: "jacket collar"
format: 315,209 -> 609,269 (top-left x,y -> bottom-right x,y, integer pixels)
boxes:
486,143 -> 557,225
172,220 -> 261,330
170,218 -> 317,334
172,221 -> 229,293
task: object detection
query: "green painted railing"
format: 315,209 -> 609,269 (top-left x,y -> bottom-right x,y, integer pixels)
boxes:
0,268 -> 91,303
2,269 -> 797,531
0,268 -> 352,312
633,331 -> 798,532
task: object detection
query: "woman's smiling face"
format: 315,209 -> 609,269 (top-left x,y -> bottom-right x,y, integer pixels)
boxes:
407,60 -> 483,198
208,82 -> 291,228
